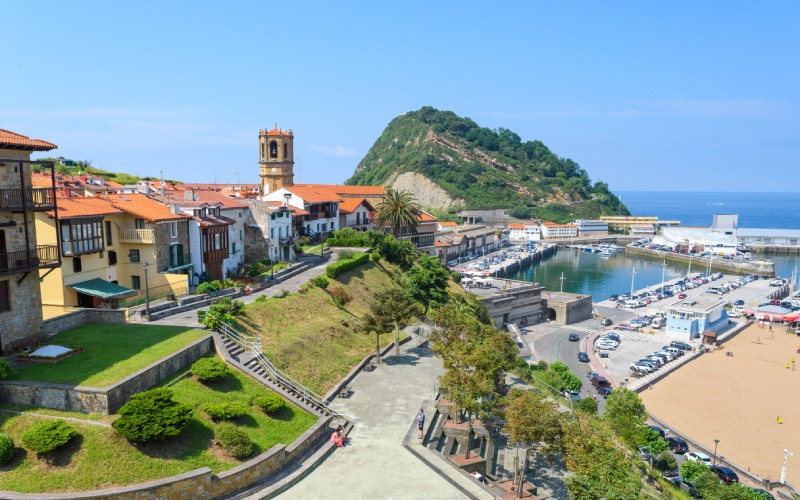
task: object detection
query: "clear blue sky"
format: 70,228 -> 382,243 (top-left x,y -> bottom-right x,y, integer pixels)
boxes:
4,1 -> 799,192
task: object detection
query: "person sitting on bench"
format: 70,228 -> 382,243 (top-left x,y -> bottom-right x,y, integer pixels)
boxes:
331,425 -> 345,447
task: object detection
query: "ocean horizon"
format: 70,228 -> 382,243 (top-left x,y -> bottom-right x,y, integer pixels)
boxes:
615,191 -> 800,230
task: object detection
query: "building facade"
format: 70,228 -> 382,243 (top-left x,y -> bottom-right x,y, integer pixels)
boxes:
0,130 -> 61,353
664,297 -> 728,340
541,222 -> 578,239
574,219 -> 609,237
259,128 -> 294,195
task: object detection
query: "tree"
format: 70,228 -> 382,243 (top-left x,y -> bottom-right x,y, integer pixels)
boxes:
362,288 -> 418,361
406,254 -> 451,314
603,388 -> 646,446
505,388 -> 564,497
679,460 -> 709,482
639,427 -> 667,456
575,397 -> 598,414
563,413 -> 643,498
374,188 -> 420,238
653,450 -> 677,474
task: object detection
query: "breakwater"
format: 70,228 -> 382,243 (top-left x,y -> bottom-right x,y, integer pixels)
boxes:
491,244 -> 557,278
748,244 -> 800,255
624,245 -> 775,277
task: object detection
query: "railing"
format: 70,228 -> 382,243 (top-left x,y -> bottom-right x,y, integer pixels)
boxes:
279,236 -> 293,245
203,313 -> 344,419
0,187 -> 55,211
117,281 -> 189,308
118,228 -> 155,244
0,245 -> 60,275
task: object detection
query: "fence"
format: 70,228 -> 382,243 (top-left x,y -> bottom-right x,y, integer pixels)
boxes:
117,281 -> 189,309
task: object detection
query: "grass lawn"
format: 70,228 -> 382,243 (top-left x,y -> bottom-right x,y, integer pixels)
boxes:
0,357 -> 316,493
236,260 -> 406,394
8,324 -> 208,387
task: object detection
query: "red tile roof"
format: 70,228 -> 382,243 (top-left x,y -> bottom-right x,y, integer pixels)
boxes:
439,222 -> 458,227
338,197 -> 374,214
264,128 -> 292,136
508,224 -> 525,229
435,241 -> 450,247
193,190 -> 248,210
284,185 -> 343,204
295,183 -> 384,197
0,129 -> 57,151
265,201 -> 309,215
417,210 -> 437,222
104,193 -> 190,222
49,195 -> 123,220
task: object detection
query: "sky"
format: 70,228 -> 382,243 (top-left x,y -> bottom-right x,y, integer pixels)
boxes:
4,1 -> 799,192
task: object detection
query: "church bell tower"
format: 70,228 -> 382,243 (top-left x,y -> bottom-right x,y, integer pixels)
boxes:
259,126 -> 294,195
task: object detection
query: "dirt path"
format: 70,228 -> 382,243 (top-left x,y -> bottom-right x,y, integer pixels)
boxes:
641,324 -> 800,483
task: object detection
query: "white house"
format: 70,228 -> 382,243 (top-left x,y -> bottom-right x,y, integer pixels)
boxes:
264,201 -> 297,262
574,219 -> 608,237
263,186 -> 341,241
541,222 -> 578,239
338,197 -> 374,232
509,223 -> 541,241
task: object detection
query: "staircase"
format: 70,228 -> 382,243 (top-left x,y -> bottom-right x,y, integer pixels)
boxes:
203,312 -> 347,420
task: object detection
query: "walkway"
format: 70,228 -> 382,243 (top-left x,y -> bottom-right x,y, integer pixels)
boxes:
149,256 -> 331,328
273,343 -> 491,500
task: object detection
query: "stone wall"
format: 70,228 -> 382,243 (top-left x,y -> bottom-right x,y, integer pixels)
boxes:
0,273 -> 45,355
541,292 -> 593,325
0,336 -> 213,414
0,416 -> 332,499
41,308 -> 127,337
153,219 -> 191,272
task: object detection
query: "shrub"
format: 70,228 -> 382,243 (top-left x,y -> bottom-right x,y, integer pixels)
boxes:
298,283 -> 312,294
450,271 -> 462,283
326,252 -> 370,278
22,420 -> 77,453
370,251 -> 381,262
536,360 -> 548,371
216,422 -> 253,459
550,361 -> 569,373
255,294 -> 267,302
192,358 -> 230,382
202,402 -> 247,421
247,262 -> 267,277
653,450 -> 677,473
311,275 -> 329,289
329,287 -> 353,308
195,282 -> 218,294
253,393 -> 286,414
113,388 -> 193,443
338,250 -> 355,260
575,397 -> 598,414
0,359 -> 12,380
0,434 -> 14,464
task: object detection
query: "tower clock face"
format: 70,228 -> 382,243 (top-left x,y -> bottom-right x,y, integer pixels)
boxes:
271,167 -> 277,173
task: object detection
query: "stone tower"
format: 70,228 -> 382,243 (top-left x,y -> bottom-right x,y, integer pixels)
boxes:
259,127 -> 294,195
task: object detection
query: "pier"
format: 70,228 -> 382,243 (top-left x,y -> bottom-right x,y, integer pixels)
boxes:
624,245 -> 775,277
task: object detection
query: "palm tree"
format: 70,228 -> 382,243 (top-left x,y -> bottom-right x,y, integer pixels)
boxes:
375,188 -> 420,238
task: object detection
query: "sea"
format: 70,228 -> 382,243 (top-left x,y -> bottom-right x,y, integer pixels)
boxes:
506,191 -> 800,300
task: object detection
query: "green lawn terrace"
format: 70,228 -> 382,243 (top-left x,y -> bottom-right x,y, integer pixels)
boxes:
0,356 -> 316,493
7,324 -> 208,387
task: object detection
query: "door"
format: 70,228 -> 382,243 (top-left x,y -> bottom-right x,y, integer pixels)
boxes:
0,230 -> 6,271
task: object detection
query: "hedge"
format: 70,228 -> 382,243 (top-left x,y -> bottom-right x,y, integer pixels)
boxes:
325,252 -> 369,278
0,434 -> 14,464
22,420 -> 77,453
253,393 -> 286,414
202,402 -> 248,421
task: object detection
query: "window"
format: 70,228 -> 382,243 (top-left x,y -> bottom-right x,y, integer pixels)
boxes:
232,242 -> 237,254
170,244 -> 184,267
170,221 -> 178,238
60,217 -> 104,255
239,230 -> 243,240
134,219 -> 145,229
129,249 -> 140,263
105,220 -> 112,246
270,228 -> 274,239
131,275 -> 141,290
0,281 -> 9,312
270,140 -> 278,158
283,143 -> 287,158
73,257 -> 82,273
108,251 -> 117,265
214,233 -> 221,250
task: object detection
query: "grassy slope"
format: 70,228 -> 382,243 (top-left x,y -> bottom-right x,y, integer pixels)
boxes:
235,260 -> 408,394
8,325 -> 208,386
0,358 -> 315,493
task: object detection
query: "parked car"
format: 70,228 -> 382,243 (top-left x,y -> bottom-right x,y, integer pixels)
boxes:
678,293 -> 687,299
598,386 -> 612,398
568,333 -> 579,342
600,317 -> 613,326
604,333 -> 621,342
710,465 -> 739,484
684,452 -> 712,465
595,342 -> 617,351
671,340 -> 693,351
647,425 -> 666,438
591,375 -> 611,389
637,447 -> 652,462
667,437 -> 689,454
578,352 -> 589,362
561,389 -> 581,402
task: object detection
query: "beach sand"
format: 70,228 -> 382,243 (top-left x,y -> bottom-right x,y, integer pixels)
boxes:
641,324 -> 800,484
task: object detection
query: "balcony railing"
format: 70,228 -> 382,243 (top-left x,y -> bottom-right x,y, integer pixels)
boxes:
0,245 -> 60,276
0,187 -> 55,211
118,229 -> 155,244
279,236 -> 294,245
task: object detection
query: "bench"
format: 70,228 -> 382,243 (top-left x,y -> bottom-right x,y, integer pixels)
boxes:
12,334 -> 43,354
338,385 -> 353,398
365,359 -> 377,372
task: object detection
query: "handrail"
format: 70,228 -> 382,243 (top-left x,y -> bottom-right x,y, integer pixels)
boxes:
203,312 -> 344,419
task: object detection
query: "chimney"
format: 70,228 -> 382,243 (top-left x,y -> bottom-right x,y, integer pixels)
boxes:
184,189 -> 194,200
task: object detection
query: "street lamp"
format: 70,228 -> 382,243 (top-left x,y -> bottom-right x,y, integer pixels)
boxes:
781,449 -> 793,485
142,262 -> 151,319
713,439 -> 720,467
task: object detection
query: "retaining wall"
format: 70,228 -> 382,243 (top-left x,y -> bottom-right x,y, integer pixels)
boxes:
625,245 -> 775,277
42,308 -> 127,337
0,336 -> 213,414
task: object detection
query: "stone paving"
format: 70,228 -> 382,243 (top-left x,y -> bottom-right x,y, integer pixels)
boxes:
274,342 -> 492,500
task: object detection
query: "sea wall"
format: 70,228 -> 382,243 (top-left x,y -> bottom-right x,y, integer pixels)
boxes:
625,245 -> 775,277
491,245 -> 556,278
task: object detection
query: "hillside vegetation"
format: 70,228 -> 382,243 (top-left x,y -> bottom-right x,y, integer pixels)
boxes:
33,157 -> 175,185
347,106 -> 629,222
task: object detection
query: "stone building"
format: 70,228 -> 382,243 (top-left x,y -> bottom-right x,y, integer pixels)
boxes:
0,130 -> 61,353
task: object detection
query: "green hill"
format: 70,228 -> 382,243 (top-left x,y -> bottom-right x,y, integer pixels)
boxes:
347,106 -> 629,222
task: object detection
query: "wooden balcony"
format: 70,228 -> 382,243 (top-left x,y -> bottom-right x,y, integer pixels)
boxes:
0,187 -> 55,212
0,245 -> 60,277
118,229 -> 155,244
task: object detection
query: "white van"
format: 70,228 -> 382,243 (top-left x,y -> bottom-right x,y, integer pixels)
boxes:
625,299 -> 641,308
651,317 -> 664,329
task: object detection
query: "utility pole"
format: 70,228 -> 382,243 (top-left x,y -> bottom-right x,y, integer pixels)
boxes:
559,272 -> 566,293
781,449 -> 793,485
630,267 -> 636,297
661,259 -> 666,290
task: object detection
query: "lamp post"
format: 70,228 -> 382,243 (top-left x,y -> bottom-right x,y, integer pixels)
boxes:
713,439 -> 720,467
142,262 -> 151,319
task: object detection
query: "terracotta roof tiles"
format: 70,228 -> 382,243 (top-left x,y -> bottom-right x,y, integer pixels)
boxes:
0,129 -> 57,151
338,197 -> 374,214
104,193 -> 190,222
49,195 -> 123,220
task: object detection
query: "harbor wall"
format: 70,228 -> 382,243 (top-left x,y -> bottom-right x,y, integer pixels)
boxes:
490,245 -> 556,278
748,244 -> 800,255
624,245 -> 775,277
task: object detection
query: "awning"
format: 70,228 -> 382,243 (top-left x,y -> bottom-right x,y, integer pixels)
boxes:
702,331 -> 718,338
67,278 -> 136,299
168,263 -> 194,273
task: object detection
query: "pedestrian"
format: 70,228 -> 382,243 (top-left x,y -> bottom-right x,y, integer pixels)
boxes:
770,324 -> 773,331
417,408 -> 425,439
